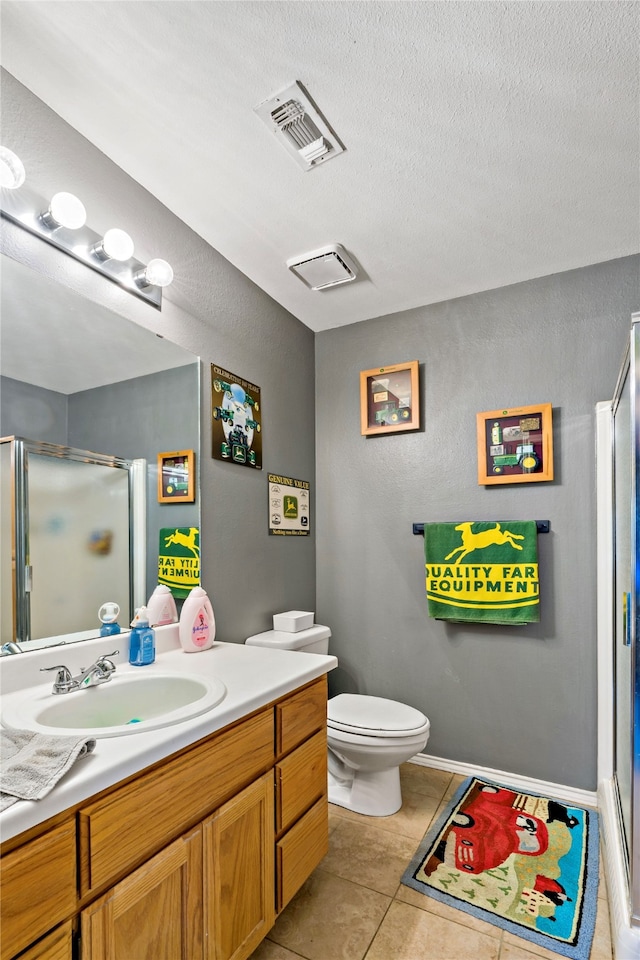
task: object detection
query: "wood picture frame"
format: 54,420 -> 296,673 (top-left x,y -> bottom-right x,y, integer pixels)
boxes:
157,450 -> 196,503
360,361 -> 420,436
476,403 -> 554,485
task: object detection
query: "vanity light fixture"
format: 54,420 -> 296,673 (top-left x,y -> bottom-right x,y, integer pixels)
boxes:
0,147 -> 26,189
135,258 -> 174,288
40,192 -> 87,230
0,145 -> 173,310
92,228 -> 135,262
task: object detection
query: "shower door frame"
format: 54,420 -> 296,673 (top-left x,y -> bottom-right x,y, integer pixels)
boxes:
597,312 -> 640,954
631,314 -> 640,924
3,437 -> 145,647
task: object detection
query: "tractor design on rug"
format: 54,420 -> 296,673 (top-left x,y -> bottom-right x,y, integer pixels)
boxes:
403,777 -> 598,959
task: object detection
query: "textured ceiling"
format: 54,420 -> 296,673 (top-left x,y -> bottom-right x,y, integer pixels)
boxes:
1,1 -> 638,332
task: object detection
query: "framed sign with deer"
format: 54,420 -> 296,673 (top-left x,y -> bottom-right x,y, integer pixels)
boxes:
158,450 -> 196,503
476,404 -> 553,485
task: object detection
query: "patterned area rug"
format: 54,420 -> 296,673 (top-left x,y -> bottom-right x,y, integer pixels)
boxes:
401,776 -> 599,960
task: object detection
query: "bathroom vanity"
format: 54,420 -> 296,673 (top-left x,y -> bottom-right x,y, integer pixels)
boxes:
0,637 -> 336,960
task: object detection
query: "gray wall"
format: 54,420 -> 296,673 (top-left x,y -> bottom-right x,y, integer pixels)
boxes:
68,365 -> 200,598
1,376 -> 68,444
1,70 -> 316,644
316,256 -> 639,791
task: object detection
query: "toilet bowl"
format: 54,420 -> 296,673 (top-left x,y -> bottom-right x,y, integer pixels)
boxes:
245,624 -> 430,817
326,693 -> 430,816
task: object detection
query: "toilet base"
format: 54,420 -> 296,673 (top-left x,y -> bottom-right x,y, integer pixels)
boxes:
328,765 -> 402,817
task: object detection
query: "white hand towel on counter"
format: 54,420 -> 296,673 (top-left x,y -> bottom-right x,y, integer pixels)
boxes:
0,729 -> 96,812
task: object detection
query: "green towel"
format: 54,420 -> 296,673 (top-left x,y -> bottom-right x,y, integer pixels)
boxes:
424,521 -> 539,624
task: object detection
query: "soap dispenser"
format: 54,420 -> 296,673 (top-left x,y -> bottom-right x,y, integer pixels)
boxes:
98,602 -> 121,637
129,606 -> 156,666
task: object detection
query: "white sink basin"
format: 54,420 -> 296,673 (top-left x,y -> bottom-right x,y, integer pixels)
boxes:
1,672 -> 227,738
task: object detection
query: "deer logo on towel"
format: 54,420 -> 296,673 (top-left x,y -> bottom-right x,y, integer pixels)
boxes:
444,522 -> 525,564
164,527 -> 200,558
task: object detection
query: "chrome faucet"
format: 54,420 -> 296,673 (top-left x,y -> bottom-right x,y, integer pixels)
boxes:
1,642 -> 23,656
41,651 -> 119,695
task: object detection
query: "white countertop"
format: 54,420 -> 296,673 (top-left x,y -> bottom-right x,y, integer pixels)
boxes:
0,628 -> 337,843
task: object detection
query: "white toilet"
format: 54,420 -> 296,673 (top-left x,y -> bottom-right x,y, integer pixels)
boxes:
245,624 -> 430,817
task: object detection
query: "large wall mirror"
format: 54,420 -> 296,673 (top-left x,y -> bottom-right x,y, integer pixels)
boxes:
0,255 -> 200,652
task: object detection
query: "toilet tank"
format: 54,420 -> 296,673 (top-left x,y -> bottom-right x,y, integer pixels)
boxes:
245,624 -> 331,654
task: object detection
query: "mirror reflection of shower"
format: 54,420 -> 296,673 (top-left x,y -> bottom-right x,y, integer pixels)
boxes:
0,438 -> 145,649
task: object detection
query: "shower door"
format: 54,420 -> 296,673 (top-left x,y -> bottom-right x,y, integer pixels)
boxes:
1,438 -> 142,647
631,316 -> 640,923
611,314 -> 640,926
27,451 -> 131,640
612,336 -> 633,869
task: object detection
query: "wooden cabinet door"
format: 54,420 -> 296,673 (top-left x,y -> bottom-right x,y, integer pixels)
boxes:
203,772 -> 275,960
81,826 -> 202,960
1,820 -> 76,960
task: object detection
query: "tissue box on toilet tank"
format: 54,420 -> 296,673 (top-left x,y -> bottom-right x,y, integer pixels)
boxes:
273,611 -> 314,633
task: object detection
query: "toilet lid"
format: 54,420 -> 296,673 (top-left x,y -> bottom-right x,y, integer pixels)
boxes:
327,694 -> 429,736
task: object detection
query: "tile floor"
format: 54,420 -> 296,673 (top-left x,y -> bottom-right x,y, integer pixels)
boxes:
250,763 -> 613,960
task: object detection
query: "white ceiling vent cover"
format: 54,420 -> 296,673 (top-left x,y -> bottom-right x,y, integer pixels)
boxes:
254,81 -> 345,170
287,244 -> 358,290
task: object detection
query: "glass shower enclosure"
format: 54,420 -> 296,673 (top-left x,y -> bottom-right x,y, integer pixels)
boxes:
598,311 -> 640,957
0,437 -> 145,648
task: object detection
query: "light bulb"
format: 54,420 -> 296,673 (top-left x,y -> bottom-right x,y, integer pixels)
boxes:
141,259 -> 174,287
93,228 -> 134,262
42,192 -> 86,230
103,228 -> 134,260
0,147 -> 25,189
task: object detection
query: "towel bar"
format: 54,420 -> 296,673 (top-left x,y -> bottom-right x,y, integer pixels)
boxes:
413,521 -> 550,535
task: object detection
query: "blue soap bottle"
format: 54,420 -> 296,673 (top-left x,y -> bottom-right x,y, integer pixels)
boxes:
99,601 -> 122,637
129,606 -> 156,666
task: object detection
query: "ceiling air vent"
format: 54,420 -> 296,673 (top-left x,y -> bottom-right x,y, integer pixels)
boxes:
254,81 -> 345,170
287,244 -> 358,290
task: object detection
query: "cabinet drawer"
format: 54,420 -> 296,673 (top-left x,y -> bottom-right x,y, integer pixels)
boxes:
275,676 -> 327,759
276,796 -> 328,913
275,729 -> 327,835
13,920 -> 73,960
79,709 -> 274,896
0,821 -> 76,960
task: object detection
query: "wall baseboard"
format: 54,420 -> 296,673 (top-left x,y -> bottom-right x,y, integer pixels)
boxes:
410,752 -> 598,809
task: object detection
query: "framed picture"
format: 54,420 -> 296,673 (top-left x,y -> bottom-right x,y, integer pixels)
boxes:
476,404 -> 554,485
268,473 -> 310,536
211,364 -> 262,469
157,450 -> 196,503
360,361 -> 420,436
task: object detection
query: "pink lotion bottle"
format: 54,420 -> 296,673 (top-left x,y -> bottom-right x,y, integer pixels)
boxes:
146,584 -> 178,627
178,586 -> 216,652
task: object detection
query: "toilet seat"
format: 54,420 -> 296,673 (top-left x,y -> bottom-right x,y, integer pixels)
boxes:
327,694 -> 429,739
